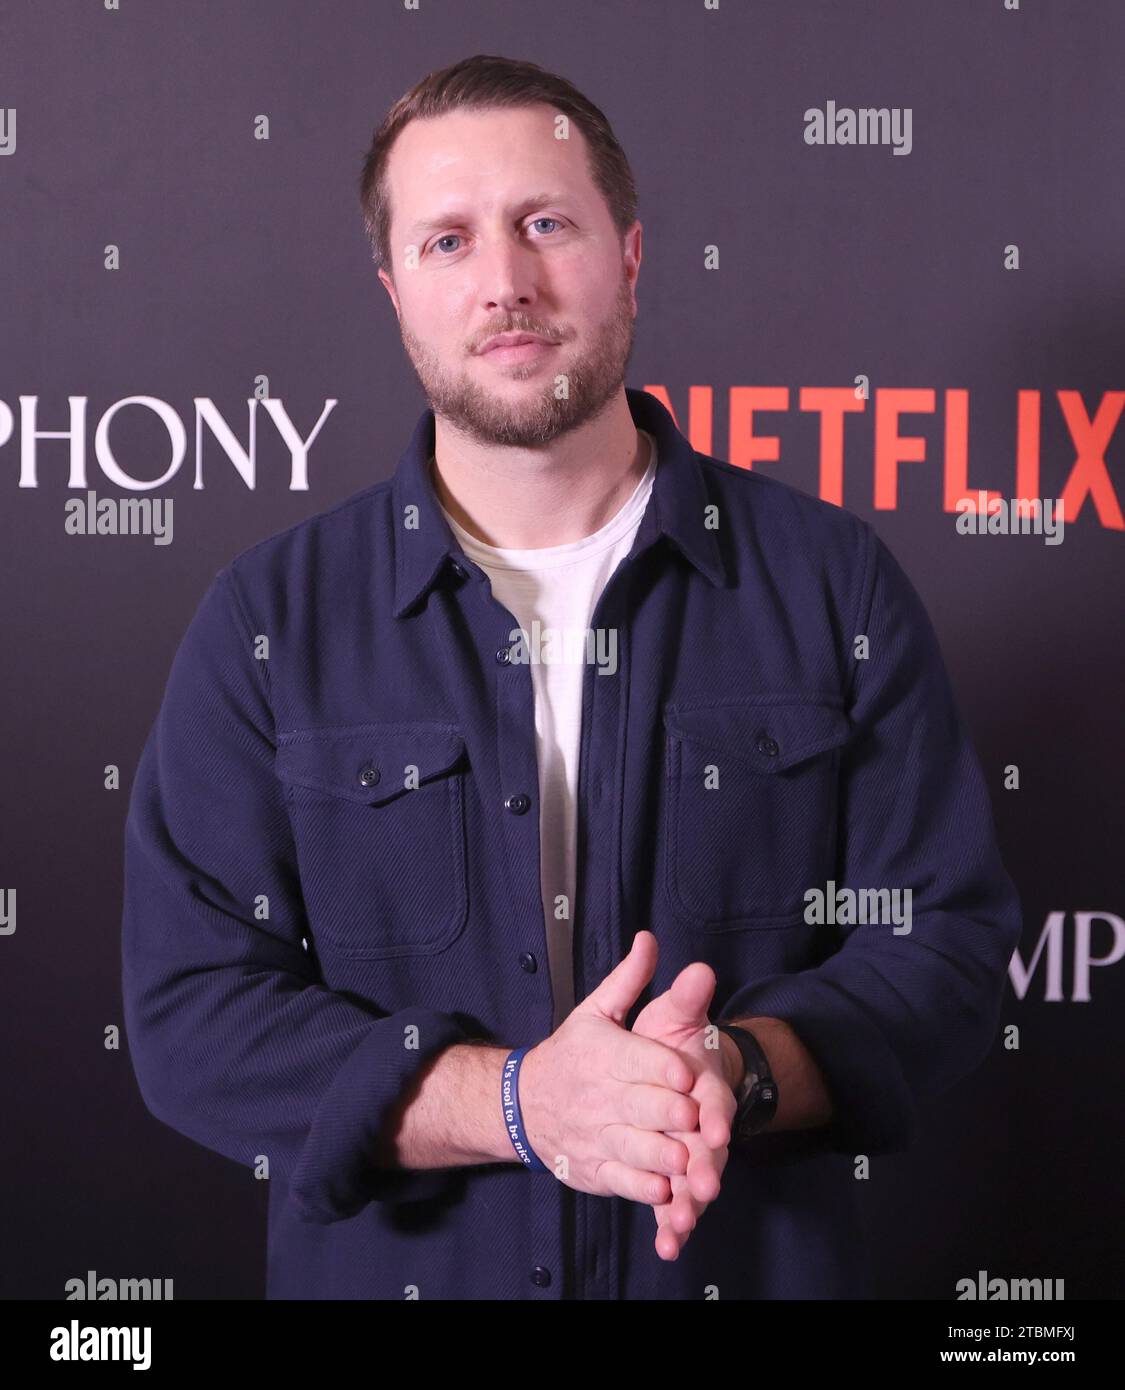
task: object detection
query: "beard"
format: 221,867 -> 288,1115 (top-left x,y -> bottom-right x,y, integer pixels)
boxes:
397,270 -> 636,449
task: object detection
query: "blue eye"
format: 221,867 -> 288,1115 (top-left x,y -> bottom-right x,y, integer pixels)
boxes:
428,219 -> 562,257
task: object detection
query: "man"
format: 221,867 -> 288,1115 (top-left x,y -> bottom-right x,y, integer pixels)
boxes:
122,54 -> 1021,1299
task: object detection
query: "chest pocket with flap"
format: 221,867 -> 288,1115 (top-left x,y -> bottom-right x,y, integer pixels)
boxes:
275,722 -> 468,959
663,697 -> 850,929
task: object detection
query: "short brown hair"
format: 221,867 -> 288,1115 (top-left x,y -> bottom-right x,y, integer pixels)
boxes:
358,53 -> 639,276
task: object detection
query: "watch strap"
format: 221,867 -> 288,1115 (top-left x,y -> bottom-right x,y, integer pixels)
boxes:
716,1022 -> 779,1143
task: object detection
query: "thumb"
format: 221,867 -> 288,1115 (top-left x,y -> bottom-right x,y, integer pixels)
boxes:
579,930 -> 659,1024
659,960 -> 719,1035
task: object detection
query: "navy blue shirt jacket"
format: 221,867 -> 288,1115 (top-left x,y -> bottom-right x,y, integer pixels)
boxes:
121,386 -> 1021,1300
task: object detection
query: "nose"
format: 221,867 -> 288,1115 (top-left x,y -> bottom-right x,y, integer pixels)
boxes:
477,231 -> 540,315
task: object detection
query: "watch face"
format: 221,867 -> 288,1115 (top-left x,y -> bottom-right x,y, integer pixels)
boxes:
722,1026 -> 776,1139
735,1083 -> 758,1122
735,1079 -> 777,1140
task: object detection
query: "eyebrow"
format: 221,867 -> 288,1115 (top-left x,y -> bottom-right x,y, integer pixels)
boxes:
405,192 -> 571,241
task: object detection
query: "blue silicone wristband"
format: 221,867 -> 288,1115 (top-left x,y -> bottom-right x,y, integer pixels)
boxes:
502,1047 -> 549,1172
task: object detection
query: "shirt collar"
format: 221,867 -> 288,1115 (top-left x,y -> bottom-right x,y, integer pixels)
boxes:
391,385 -> 727,618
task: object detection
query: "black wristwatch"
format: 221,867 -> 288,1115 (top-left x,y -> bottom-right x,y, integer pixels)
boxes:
716,1022 -> 779,1145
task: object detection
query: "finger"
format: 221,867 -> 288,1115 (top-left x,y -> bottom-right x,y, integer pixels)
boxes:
596,1159 -> 671,1206
697,1068 -> 737,1149
619,1080 -> 699,1133
656,1183 -> 700,1260
669,1186 -> 702,1245
602,1123 -> 690,1177
684,1144 -> 723,1205
654,1185 -> 701,1257
684,1126 -> 730,1206
611,1031 -> 696,1094
579,930 -> 659,1024
653,1202 -> 689,1261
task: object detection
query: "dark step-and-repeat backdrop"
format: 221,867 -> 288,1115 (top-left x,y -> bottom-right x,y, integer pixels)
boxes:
1,0 -> 1121,1316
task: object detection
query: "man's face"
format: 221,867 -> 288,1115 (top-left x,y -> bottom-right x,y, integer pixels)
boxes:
377,105 -> 640,448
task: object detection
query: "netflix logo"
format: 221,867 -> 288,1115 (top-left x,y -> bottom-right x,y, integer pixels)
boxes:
647,384 -> 1124,531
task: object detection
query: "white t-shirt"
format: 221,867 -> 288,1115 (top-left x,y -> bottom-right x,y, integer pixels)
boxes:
439,430 -> 658,1028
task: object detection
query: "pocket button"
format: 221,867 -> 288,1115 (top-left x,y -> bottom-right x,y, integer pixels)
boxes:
663,699 -> 850,928
275,723 -> 468,958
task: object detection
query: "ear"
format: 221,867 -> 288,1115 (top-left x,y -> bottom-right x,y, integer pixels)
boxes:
623,220 -> 643,314
377,267 -> 401,322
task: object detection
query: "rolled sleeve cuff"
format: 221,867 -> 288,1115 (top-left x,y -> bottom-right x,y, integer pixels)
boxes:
290,1007 -> 470,1221
726,972 -> 917,1157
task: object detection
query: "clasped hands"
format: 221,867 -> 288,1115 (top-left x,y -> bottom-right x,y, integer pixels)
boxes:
519,930 -> 741,1261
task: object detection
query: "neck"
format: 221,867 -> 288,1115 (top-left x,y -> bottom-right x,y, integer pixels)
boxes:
430,392 -> 651,549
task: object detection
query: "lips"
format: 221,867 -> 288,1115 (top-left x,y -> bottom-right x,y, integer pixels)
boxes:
480,333 -> 556,353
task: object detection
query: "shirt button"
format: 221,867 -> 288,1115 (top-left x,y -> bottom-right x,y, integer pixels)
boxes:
358,765 -> 381,787
756,735 -> 779,758
530,1266 -> 552,1288
495,646 -> 512,665
519,952 -> 537,973
449,561 -> 465,579
505,793 -> 531,815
